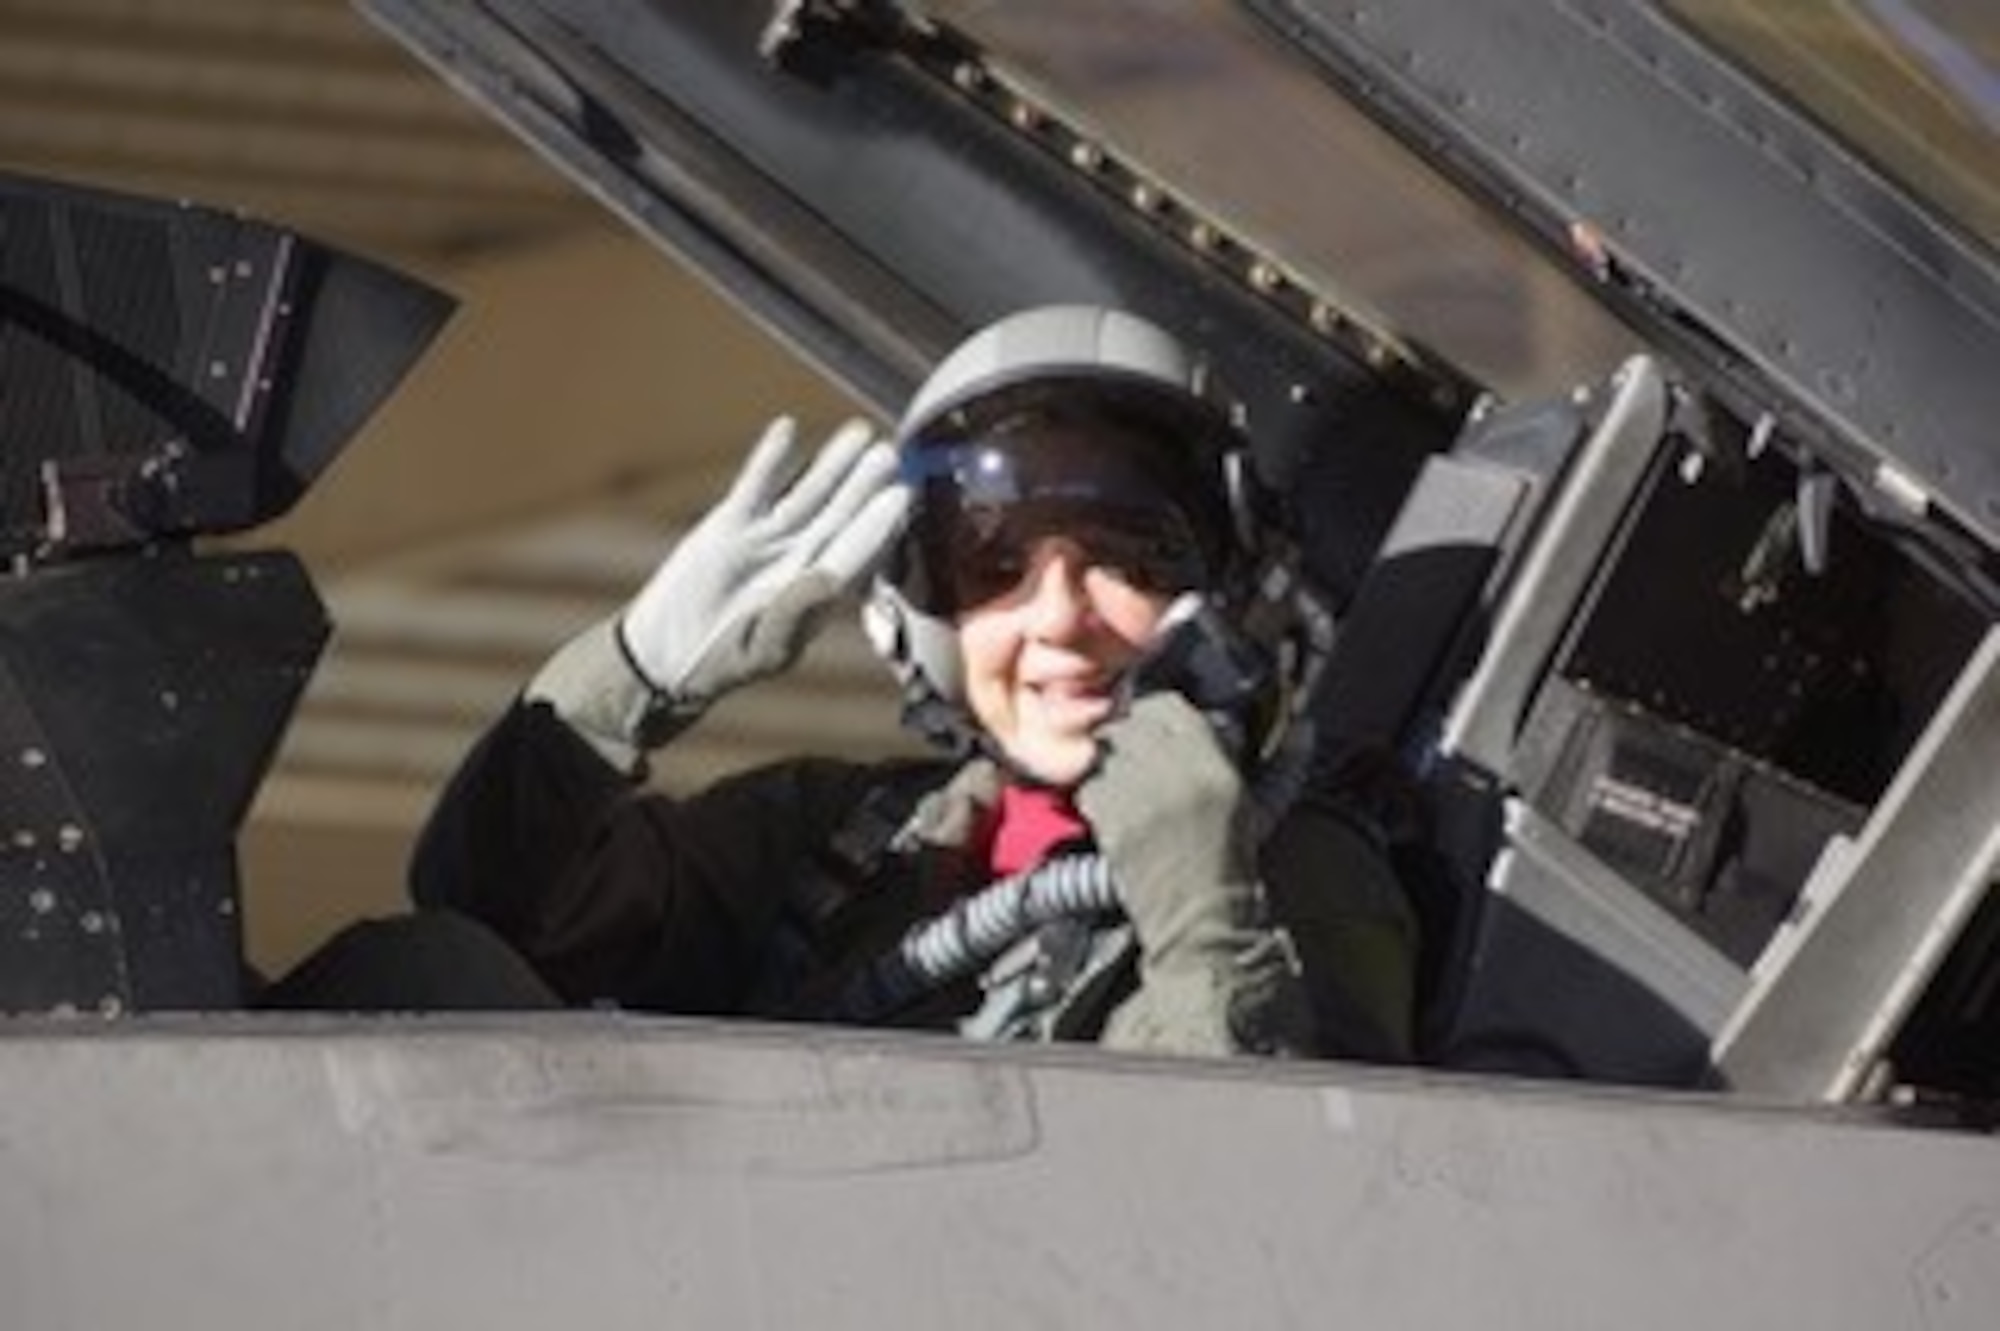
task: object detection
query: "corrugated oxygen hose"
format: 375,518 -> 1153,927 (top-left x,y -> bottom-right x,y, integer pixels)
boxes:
832,853 -> 1117,1022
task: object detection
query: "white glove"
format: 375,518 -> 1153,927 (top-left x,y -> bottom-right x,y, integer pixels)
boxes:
529,415 -> 907,761
624,412 -> 907,706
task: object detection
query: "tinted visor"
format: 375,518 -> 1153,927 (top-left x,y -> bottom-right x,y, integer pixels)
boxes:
893,410 -> 1227,615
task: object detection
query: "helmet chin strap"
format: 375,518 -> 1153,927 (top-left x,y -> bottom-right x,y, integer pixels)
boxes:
865,587 -> 1073,787
863,581 -> 977,752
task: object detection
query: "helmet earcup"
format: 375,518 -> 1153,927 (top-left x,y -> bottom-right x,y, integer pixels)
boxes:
863,578 -> 965,707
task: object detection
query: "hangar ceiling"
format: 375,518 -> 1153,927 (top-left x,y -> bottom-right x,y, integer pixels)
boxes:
0,0 -> 597,274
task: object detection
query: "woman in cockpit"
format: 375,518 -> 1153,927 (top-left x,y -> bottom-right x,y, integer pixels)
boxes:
271,305 -> 1417,1062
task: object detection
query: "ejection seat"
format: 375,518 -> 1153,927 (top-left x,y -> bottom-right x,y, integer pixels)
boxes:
1312,354 -> 1730,1085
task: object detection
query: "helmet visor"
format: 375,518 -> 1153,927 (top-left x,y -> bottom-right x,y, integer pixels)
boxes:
893,411 -> 1226,616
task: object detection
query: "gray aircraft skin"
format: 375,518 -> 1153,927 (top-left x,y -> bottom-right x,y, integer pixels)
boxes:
3,2 -> 1997,1326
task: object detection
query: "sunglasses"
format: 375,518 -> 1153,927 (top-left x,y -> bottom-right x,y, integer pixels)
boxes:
892,412 -> 1232,615
924,501 -> 1210,613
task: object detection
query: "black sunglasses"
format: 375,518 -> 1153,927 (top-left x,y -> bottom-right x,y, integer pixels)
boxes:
923,499 -> 1209,613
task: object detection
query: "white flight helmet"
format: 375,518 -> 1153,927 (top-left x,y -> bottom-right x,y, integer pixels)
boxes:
864,304 -> 1265,752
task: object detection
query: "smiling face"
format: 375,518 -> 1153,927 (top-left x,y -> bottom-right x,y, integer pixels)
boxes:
890,396 -> 1235,780
955,532 -> 1177,786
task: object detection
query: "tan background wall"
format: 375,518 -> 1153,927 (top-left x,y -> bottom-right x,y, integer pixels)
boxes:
237,225 -> 871,978
264,230 -> 861,571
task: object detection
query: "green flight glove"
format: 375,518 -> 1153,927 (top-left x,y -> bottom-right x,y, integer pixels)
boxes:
1076,691 -> 1311,1055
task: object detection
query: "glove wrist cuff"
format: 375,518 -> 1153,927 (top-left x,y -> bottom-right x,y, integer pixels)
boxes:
612,618 -> 703,748
526,616 -> 696,769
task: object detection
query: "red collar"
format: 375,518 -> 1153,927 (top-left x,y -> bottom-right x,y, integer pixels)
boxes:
987,783 -> 1090,878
